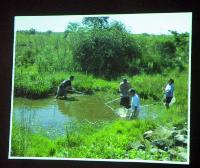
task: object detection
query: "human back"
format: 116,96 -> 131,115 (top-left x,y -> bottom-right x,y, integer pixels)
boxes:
119,80 -> 131,97
131,93 -> 140,109
119,78 -> 131,108
129,88 -> 140,119
60,79 -> 71,89
56,75 -> 74,99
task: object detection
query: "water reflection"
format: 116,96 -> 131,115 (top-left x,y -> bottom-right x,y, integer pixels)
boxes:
13,95 -> 118,131
56,95 -> 117,121
12,95 -> 163,139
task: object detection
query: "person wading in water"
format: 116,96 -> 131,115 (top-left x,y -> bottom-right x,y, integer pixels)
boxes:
55,75 -> 75,99
119,78 -> 131,109
164,78 -> 174,108
129,88 -> 140,119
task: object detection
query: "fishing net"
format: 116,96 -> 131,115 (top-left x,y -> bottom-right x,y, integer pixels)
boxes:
105,98 -> 166,120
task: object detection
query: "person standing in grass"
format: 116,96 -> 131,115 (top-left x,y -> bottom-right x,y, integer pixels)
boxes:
129,88 -> 140,119
55,75 -> 75,99
164,78 -> 174,108
119,78 -> 132,109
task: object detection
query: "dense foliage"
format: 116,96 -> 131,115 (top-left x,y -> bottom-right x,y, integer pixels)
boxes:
11,17 -> 190,161
15,17 -> 189,81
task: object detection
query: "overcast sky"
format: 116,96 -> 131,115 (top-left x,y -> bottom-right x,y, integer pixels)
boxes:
14,12 -> 192,35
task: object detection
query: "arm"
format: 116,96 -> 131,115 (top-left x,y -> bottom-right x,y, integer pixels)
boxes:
165,84 -> 170,92
119,83 -> 123,94
128,83 -> 132,89
63,80 -> 73,91
119,83 -> 122,92
65,86 -> 73,91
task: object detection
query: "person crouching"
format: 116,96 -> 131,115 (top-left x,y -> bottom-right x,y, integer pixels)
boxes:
55,76 -> 75,99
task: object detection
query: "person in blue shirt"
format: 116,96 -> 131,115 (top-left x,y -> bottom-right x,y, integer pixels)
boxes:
55,76 -> 75,99
164,78 -> 174,108
129,88 -> 140,119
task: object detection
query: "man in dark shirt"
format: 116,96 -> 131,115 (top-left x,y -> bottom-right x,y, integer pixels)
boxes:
55,76 -> 74,99
119,78 -> 131,108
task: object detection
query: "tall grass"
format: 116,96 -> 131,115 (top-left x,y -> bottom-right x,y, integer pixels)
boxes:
12,30 -> 189,160
11,118 -> 186,161
14,66 -> 188,104
12,68 -> 189,160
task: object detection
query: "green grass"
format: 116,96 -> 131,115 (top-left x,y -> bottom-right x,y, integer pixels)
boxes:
12,30 -> 189,161
14,65 -> 189,103
11,68 -> 189,161
11,117 -> 187,161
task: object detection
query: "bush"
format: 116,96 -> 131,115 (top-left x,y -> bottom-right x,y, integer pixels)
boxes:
70,28 -> 139,79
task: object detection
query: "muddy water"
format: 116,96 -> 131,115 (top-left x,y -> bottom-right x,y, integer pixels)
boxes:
114,103 -> 163,119
12,95 -> 119,136
12,94 -> 163,137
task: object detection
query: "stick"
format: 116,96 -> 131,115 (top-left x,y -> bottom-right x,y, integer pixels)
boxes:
74,90 -> 85,94
68,90 -> 85,95
104,103 -> 114,111
105,97 -> 120,105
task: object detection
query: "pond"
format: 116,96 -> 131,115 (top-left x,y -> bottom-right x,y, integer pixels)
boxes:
12,94 -> 120,137
12,94 -> 163,137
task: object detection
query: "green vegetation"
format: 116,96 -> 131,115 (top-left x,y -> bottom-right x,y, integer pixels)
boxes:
12,111 -> 187,161
11,69 -> 189,161
11,16 -> 190,161
15,17 -> 189,82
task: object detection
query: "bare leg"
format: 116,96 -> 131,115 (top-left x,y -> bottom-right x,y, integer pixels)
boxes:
130,111 -> 136,119
55,86 -> 61,99
63,90 -> 67,99
166,103 -> 169,109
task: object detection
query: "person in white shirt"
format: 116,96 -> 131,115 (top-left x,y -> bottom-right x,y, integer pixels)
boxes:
129,88 -> 140,119
164,79 -> 174,108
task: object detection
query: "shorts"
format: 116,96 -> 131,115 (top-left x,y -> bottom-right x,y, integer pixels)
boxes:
165,97 -> 173,104
56,86 -> 67,97
120,96 -> 130,109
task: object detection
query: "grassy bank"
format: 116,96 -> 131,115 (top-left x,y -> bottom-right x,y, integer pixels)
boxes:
14,66 -> 188,102
12,21 -> 190,161
11,69 -> 189,161
11,117 -> 187,161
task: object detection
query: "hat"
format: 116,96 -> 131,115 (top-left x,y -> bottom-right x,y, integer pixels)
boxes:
69,75 -> 74,79
123,78 -> 127,82
169,78 -> 174,83
129,88 -> 135,94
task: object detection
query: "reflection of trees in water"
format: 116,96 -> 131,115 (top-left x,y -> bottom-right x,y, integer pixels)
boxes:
12,106 -> 37,155
12,103 -> 37,128
56,95 -> 117,121
14,97 -> 54,109
20,106 -> 36,126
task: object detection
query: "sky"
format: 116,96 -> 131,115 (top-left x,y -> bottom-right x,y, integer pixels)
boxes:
14,12 -> 192,35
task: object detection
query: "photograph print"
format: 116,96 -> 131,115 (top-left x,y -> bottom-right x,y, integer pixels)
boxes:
9,12 -> 192,164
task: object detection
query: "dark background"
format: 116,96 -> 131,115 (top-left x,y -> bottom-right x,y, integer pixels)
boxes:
0,0 -> 199,168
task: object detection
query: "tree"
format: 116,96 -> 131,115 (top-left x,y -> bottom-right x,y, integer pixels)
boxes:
28,28 -> 37,35
70,20 -> 139,79
168,30 -> 189,65
82,17 -> 109,29
109,20 -> 128,33
46,30 -> 52,35
64,22 -> 80,39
